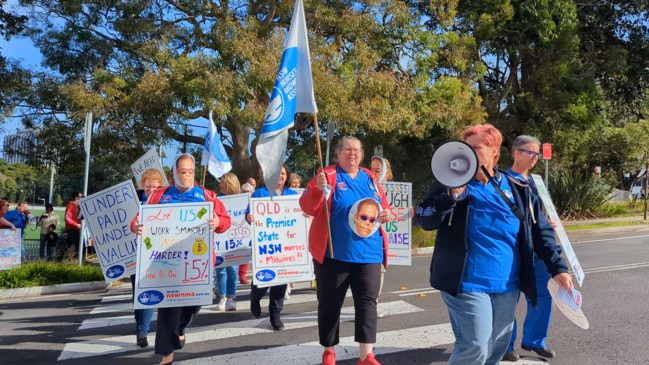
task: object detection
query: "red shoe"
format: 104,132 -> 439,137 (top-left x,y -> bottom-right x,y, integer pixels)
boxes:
322,348 -> 335,365
358,353 -> 380,365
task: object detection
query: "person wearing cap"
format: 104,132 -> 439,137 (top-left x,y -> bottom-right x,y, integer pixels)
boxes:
131,153 -> 231,365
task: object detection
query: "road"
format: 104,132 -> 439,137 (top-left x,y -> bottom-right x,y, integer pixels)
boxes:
1,230 -> 648,365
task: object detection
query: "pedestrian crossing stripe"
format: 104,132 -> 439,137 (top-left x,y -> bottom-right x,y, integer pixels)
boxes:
176,323 -> 455,365
58,300 -> 424,361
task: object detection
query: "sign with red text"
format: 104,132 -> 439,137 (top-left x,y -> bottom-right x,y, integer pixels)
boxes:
380,182 -> 412,266
0,229 -> 21,270
250,195 -> 313,288
79,180 -> 140,282
134,202 -> 214,309
214,193 -> 252,268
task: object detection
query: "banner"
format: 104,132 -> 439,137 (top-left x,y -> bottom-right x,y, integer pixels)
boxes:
131,148 -> 169,187
0,229 -> 21,270
134,202 -> 214,309
380,182 -> 412,266
79,180 -> 140,282
531,174 -> 585,287
202,110 -> 232,180
214,193 -> 252,268
250,195 -> 313,287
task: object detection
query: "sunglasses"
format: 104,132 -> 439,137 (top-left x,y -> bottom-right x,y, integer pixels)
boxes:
357,214 -> 377,224
517,148 -> 542,158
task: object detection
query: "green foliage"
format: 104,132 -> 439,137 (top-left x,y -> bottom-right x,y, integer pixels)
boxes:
411,225 -> 436,249
548,169 -> 614,219
0,261 -> 103,289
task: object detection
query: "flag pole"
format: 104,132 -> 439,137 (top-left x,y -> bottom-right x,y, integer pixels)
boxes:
201,165 -> 207,187
312,113 -> 334,259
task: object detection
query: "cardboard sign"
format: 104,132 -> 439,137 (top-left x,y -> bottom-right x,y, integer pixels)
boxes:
134,202 -> 214,309
531,174 -> 585,287
214,193 -> 252,268
79,180 -> 140,282
0,230 -> 21,270
380,182 -> 412,266
250,195 -> 313,288
131,148 -> 169,188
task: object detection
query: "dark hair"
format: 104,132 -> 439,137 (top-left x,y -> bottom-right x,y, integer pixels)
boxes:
71,192 -> 83,200
45,203 -> 53,210
48,224 -> 56,230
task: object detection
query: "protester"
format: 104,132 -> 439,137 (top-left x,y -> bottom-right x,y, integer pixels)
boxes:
214,172 -> 241,312
44,224 -> 59,261
237,182 -> 255,285
130,154 -> 231,365
131,168 -> 165,348
503,135 -> 556,361
58,192 -> 83,261
245,164 -> 297,330
0,201 -> 29,257
415,124 -> 573,365
0,199 -> 9,228
246,177 -> 257,189
289,173 -> 302,189
300,136 -> 391,365
37,203 -> 60,260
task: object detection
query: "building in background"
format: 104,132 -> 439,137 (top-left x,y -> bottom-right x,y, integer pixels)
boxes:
3,129 -> 37,164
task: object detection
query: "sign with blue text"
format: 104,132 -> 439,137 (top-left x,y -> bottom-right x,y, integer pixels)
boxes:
250,195 -> 313,288
214,193 -> 252,268
131,148 -> 169,188
134,202 -> 214,309
0,230 -> 21,270
79,181 -> 140,282
380,182 -> 412,266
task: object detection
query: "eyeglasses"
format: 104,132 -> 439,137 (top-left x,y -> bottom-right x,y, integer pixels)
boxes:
177,168 -> 195,175
357,214 -> 377,224
341,146 -> 362,154
517,148 -> 542,158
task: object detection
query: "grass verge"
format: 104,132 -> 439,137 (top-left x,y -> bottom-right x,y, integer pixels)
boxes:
0,261 -> 104,289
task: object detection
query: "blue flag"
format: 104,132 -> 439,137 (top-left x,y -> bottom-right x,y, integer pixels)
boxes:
202,110 -> 232,180
256,0 -> 317,192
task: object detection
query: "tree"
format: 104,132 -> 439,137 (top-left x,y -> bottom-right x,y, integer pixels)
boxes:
17,0 -> 484,186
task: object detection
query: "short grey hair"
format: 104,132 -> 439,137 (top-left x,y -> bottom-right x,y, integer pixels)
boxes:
511,135 -> 540,155
335,136 -> 363,153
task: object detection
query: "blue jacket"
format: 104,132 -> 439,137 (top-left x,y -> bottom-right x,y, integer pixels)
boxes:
415,169 -> 568,306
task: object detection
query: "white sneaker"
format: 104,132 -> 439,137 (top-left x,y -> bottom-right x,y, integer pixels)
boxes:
215,298 -> 226,311
225,298 -> 237,311
284,285 -> 291,300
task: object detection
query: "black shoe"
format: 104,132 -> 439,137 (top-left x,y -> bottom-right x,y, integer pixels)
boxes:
136,333 -> 148,348
250,295 -> 261,318
522,344 -> 556,358
502,351 -> 520,361
270,312 -> 284,330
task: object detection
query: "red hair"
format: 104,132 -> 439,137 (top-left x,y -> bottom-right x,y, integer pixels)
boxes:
461,123 -> 503,163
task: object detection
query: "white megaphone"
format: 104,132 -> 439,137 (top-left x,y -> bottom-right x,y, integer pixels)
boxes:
430,141 -> 479,188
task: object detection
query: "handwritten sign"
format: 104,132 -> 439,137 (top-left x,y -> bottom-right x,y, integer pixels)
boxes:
250,195 -> 313,288
0,230 -> 21,270
135,202 -> 214,309
531,174 -> 585,287
380,182 -> 412,266
131,148 -> 169,188
79,180 -> 140,282
214,193 -> 252,268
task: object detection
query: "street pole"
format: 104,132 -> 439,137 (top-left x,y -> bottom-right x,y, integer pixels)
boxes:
80,112 -> 92,266
48,165 -> 55,204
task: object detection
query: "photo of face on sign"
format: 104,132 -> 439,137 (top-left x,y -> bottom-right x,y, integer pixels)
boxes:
348,198 -> 381,238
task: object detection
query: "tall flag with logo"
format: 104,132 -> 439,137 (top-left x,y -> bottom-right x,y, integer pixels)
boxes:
202,109 -> 232,179
256,0 -> 317,192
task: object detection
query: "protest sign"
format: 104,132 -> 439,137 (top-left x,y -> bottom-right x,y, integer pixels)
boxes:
79,180 -> 140,282
380,182 -> 412,266
0,229 -> 21,270
250,195 -> 313,288
134,202 -> 214,309
214,193 -> 252,268
131,148 -> 169,187
531,174 -> 585,287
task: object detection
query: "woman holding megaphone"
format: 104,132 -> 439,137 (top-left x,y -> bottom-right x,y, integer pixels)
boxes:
415,124 -> 573,365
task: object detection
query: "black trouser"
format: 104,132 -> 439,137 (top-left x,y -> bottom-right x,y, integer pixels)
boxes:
154,305 -> 200,356
251,284 -> 287,314
314,258 -> 381,346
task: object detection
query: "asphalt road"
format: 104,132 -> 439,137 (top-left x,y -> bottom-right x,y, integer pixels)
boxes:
1,229 -> 648,365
